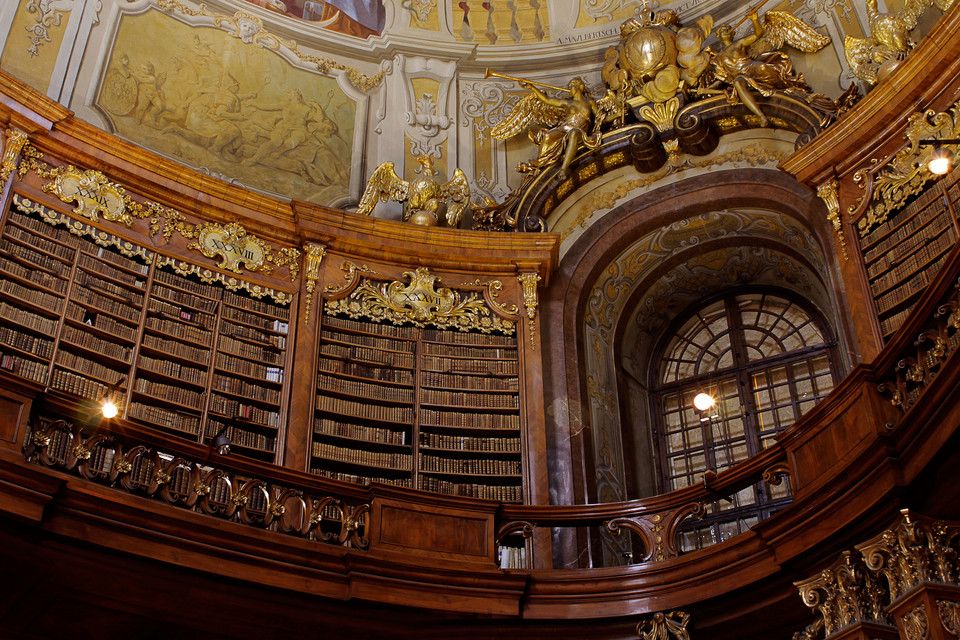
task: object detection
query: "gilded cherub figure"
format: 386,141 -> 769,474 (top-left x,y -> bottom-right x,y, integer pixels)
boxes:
490,76 -> 616,176
356,155 -> 470,227
700,9 -> 831,125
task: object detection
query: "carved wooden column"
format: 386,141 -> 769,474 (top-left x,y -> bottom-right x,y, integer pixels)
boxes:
857,510 -> 960,640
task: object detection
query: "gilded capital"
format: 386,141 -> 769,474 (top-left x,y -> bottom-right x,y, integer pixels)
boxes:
0,129 -> 28,189
817,179 -> 847,261
794,551 -> 892,636
302,243 -> 327,322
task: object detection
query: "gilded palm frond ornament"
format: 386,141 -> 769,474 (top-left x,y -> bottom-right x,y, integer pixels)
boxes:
845,0 -> 955,84
357,155 -> 470,227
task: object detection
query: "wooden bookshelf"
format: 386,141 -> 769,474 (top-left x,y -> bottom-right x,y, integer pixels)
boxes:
0,198 -> 292,463
311,314 -> 524,501
859,169 -> 960,339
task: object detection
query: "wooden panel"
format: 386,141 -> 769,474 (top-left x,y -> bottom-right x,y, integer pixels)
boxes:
0,386 -> 30,449
370,498 -> 493,563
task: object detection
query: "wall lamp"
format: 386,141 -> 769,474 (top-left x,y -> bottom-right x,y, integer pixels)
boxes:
98,376 -> 126,420
919,139 -> 960,175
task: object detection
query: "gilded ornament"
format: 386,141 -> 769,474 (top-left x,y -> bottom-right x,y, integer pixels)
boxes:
114,459 -> 132,474
31,432 -> 50,448
845,0 -> 955,84
795,551 -> 892,635
938,600 -> 960,635
466,278 -> 519,317
602,11 -> 712,108
356,155 -> 471,226
518,272 -> 541,350
636,611 -> 691,640
155,470 -> 171,485
324,261 -> 379,295
856,510 -> 960,601
155,256 -> 293,305
854,101 -> 960,235
637,96 -> 680,133
817,180 -> 848,261
269,502 -> 286,517
42,166 -> 137,226
71,445 -> 91,461
184,222 -> 300,281
302,243 -> 327,322
0,130 -> 28,190
13,194 -> 156,264
325,268 -> 515,334
490,76 -> 619,176
902,604 -> 928,640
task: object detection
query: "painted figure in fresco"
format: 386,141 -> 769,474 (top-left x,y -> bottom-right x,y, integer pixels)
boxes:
701,9 -> 831,126
245,0 -> 385,37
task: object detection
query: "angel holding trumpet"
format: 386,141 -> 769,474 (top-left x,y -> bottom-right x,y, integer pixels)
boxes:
488,72 -> 620,176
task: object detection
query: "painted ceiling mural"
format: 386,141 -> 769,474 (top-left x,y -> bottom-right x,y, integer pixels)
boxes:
94,9 -> 356,204
1,0 -> 934,216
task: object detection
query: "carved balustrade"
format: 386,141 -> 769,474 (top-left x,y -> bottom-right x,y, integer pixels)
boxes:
24,418 -> 370,548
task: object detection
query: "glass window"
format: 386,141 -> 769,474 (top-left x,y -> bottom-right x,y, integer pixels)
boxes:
653,292 -> 837,552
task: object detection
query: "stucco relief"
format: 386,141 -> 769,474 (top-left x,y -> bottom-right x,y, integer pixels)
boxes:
94,8 -> 357,204
582,208 -> 827,512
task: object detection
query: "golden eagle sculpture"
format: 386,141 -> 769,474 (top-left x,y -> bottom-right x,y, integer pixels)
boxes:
356,155 -> 470,227
845,0 -> 955,84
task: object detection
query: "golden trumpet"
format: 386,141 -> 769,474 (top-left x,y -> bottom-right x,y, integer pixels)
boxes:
483,69 -> 568,93
728,0 -> 771,30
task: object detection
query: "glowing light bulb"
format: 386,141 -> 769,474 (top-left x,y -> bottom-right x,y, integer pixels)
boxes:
929,147 -> 953,175
693,393 -> 715,412
101,400 -> 118,419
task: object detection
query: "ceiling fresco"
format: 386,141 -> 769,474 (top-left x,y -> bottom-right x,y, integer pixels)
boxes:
0,0 -> 952,227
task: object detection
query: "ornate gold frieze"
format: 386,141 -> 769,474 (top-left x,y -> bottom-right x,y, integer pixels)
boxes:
42,166 -> 141,226
325,267 -> 515,334
156,0 -> 384,90
636,611 -> 691,639
852,100 -> 960,236
184,222 -> 300,281
856,509 -> 960,601
1,129 -> 28,190
302,243 -> 326,322
155,256 -> 292,305
795,551 -> 893,637
323,260 -> 379,295
13,194 -> 154,264
817,180 -> 848,261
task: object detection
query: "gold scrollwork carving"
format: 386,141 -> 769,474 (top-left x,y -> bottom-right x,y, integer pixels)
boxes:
794,551 -> 892,636
817,180 -> 847,261
183,222 -> 300,281
156,0 -> 385,91
636,97 -> 681,134
636,610 -> 691,640
155,256 -> 292,305
13,194 -> 155,264
42,166 -> 141,226
302,243 -> 327,322
853,99 -> 960,236
325,267 -> 515,334
466,278 -> 519,318
323,260 -> 379,295
0,129 -> 28,190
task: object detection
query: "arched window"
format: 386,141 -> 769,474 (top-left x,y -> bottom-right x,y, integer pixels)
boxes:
653,290 -> 838,550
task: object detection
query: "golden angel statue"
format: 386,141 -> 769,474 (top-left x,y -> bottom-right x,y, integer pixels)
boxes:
702,9 -> 831,125
490,76 -> 618,176
356,155 -> 470,227
845,0 -> 954,84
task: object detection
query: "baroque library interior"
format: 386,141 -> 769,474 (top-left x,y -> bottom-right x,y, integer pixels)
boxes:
2,0 -> 960,638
